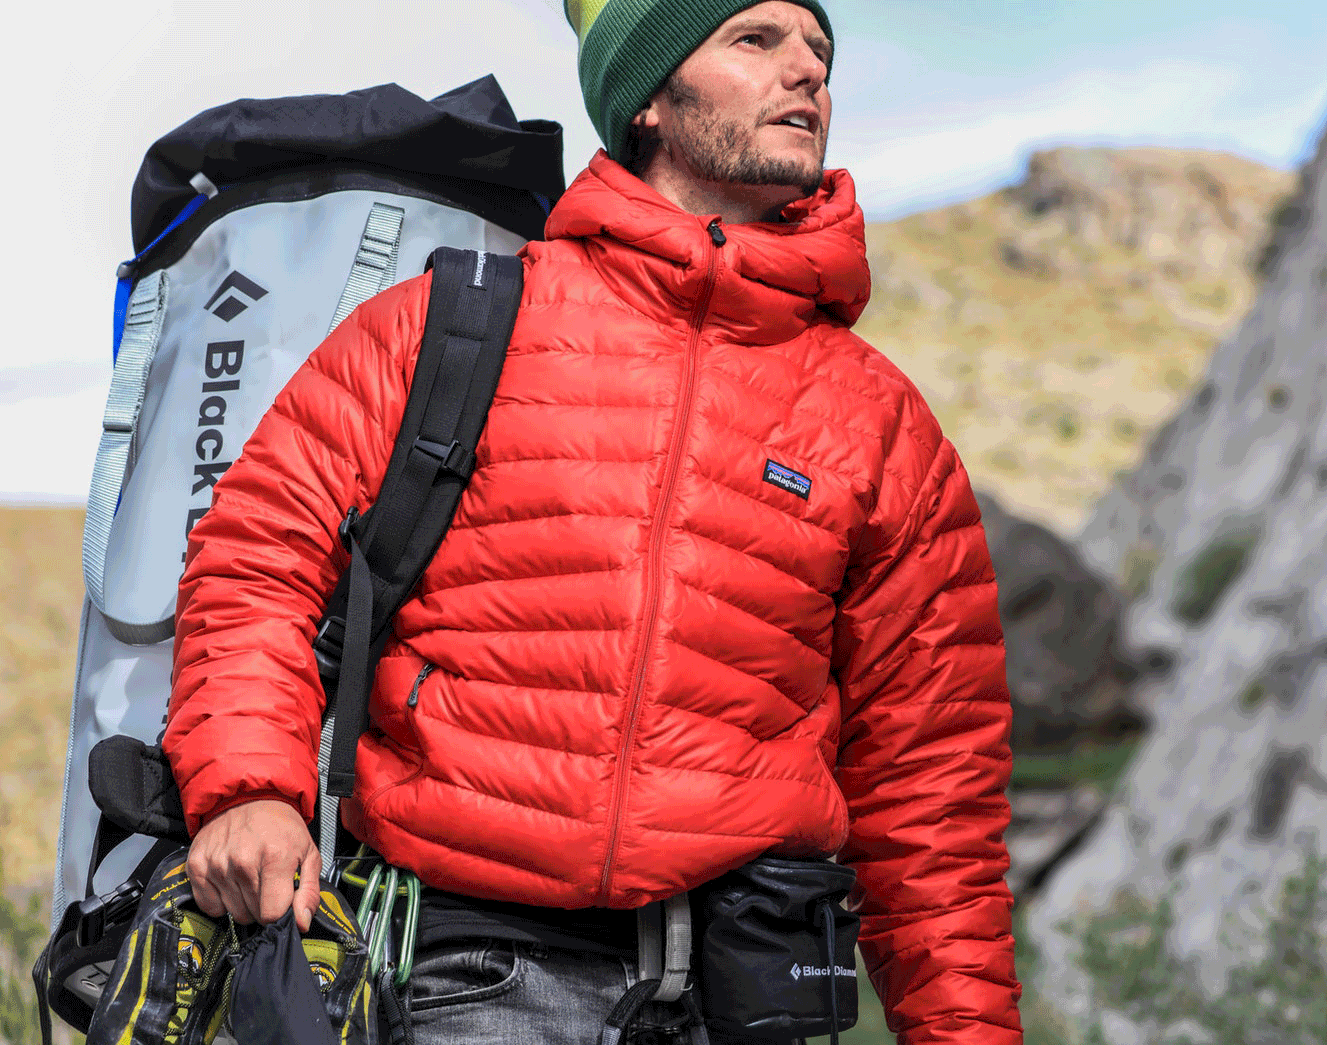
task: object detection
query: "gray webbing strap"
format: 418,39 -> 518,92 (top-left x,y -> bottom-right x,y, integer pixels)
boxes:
328,203 -> 405,335
83,270 -> 172,645
659,892 -> 692,1002
318,713 -> 338,878
637,902 -> 662,983
636,893 -> 692,1004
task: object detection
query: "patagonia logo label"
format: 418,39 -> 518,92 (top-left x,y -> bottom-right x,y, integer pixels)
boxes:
763,460 -> 811,500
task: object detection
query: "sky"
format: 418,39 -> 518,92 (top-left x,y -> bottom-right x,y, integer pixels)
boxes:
2,0 -> 1325,503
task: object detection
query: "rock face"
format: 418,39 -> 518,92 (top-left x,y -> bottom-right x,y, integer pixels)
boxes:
1005,784 -> 1109,898
1027,126 -> 1327,1024
1007,147 -> 1280,275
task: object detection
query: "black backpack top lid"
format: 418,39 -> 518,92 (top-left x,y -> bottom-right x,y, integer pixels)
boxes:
131,75 -> 565,253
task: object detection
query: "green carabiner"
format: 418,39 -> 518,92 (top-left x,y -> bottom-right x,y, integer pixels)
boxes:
368,867 -> 400,977
352,858 -> 421,986
395,873 -> 421,987
355,862 -> 385,931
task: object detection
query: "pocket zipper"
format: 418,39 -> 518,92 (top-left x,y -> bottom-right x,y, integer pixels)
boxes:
407,664 -> 435,708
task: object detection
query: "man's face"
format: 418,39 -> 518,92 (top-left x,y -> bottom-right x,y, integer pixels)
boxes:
639,2 -> 833,201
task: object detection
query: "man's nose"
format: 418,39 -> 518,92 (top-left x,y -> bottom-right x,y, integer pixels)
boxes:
782,37 -> 828,93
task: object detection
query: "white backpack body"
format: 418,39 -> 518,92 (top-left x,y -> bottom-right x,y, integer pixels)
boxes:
53,77 -> 562,927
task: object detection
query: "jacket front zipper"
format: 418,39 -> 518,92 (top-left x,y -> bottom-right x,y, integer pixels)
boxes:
598,219 -> 723,900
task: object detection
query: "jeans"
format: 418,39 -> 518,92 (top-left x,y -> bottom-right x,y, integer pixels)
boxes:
407,938 -> 803,1045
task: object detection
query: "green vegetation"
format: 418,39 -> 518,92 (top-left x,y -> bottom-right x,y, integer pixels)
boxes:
1063,848 -> 1327,1044
1075,888 -> 1207,1032
1239,681 -> 1270,713
0,889 -> 46,1045
1011,739 -> 1141,791
1172,527 -> 1260,625
1120,541 -> 1161,600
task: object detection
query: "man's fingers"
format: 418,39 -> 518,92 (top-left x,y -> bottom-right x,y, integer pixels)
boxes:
294,846 -> 323,933
207,850 -> 260,925
257,855 -> 299,926
216,872 -> 261,925
189,869 -> 226,920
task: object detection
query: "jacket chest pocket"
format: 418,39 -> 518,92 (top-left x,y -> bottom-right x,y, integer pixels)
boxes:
743,450 -> 867,599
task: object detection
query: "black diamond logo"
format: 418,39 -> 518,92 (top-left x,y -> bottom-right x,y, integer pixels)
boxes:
204,270 -> 268,322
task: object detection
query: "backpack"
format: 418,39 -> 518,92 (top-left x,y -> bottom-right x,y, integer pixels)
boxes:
38,75 -> 557,1040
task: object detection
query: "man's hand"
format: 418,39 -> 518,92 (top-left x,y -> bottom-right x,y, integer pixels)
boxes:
186,799 -> 322,932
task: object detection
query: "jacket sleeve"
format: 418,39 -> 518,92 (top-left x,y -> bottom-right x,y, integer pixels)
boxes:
831,428 -> 1023,1044
164,276 -> 430,835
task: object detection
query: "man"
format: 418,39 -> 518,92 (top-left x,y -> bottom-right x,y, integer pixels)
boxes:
166,2 -> 1024,1042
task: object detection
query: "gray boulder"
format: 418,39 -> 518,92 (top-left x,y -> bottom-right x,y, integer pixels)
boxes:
977,491 -> 1141,752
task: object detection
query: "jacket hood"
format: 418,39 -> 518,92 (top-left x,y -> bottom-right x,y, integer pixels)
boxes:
545,151 -> 871,333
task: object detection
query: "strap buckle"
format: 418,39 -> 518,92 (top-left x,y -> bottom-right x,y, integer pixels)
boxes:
337,506 -> 362,553
412,438 -> 476,482
313,616 -> 346,680
76,879 -> 143,948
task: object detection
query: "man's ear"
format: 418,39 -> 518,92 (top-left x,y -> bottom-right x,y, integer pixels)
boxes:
633,97 -> 662,131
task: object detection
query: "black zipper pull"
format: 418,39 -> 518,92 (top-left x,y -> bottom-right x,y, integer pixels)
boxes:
707,218 -> 726,247
407,664 -> 435,708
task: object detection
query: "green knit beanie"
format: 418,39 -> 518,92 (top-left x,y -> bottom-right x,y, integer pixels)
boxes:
565,0 -> 834,166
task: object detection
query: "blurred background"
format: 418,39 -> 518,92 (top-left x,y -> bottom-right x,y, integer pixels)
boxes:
3,1 -> 1326,1042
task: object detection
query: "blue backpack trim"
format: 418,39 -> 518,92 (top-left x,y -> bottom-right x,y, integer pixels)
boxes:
112,192 -> 211,361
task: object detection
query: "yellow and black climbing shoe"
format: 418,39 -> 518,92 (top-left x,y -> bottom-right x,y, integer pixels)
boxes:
81,847 -> 375,1045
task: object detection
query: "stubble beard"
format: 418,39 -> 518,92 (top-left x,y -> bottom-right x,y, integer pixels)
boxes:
664,75 -> 826,199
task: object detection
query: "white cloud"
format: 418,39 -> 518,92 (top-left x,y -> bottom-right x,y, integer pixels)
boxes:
0,384 -> 106,503
832,56 -> 1323,216
0,362 -> 110,406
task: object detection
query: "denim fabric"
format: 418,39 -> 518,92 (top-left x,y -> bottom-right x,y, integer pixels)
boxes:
407,938 -> 803,1045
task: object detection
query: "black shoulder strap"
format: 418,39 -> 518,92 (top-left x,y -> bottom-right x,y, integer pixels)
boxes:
318,247 -> 522,797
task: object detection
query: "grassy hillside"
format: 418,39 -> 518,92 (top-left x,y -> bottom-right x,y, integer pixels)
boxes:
0,507 -> 82,1043
0,507 -> 84,896
858,147 -> 1292,535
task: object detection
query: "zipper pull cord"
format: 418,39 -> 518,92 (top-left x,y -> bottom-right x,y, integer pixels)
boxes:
818,899 -> 840,1045
707,218 -> 726,247
407,664 -> 435,708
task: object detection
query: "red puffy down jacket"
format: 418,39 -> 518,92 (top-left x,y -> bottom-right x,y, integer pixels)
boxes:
167,152 -> 1022,1042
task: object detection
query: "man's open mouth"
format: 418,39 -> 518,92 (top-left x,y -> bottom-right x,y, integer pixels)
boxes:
773,111 -> 817,133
